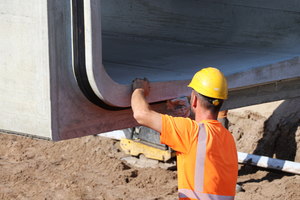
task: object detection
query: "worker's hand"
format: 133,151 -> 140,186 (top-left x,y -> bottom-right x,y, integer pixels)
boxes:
132,78 -> 151,97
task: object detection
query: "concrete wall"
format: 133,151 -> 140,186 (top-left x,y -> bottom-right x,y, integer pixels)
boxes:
0,0 -> 169,141
0,1 -> 51,139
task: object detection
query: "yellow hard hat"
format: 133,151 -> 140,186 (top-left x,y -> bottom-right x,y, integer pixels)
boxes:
188,67 -> 228,100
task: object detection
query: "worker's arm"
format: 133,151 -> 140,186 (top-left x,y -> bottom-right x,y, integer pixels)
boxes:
131,78 -> 162,133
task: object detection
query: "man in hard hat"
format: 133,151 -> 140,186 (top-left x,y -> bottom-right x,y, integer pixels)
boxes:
131,67 -> 238,200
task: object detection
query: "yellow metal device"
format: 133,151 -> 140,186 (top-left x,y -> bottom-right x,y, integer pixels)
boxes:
120,138 -> 176,162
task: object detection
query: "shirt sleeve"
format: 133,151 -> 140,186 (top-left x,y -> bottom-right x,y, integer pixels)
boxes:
160,114 -> 199,154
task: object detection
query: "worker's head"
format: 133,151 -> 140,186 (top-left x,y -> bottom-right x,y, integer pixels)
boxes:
188,67 -> 227,115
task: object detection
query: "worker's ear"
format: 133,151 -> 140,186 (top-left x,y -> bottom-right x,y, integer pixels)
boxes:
191,93 -> 198,108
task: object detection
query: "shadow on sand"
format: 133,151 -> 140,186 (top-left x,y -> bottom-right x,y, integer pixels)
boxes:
237,98 -> 300,184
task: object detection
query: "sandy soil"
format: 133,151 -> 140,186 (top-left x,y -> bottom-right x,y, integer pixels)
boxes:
1,98 -> 300,200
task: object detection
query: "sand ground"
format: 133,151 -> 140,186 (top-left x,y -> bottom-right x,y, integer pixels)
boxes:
1,98 -> 300,200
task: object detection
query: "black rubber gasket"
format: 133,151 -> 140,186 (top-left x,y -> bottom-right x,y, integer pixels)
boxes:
72,0 -> 125,110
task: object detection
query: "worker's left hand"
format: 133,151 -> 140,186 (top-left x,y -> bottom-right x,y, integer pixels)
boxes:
132,78 -> 151,96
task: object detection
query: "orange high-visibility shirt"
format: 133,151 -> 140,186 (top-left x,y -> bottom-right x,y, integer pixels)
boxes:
160,114 -> 238,200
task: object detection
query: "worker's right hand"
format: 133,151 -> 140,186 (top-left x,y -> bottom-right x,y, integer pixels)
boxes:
132,78 -> 151,97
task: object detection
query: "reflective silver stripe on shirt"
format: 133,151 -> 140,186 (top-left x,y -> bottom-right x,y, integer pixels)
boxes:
194,123 -> 207,193
179,189 -> 234,200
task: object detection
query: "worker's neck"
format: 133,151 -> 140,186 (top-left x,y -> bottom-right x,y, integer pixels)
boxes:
195,110 -> 217,123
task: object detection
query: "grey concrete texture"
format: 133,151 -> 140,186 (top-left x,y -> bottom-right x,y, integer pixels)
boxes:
0,0 -> 171,141
48,0 -> 170,141
0,1 -> 52,138
1,0 -> 300,140
100,0 -> 300,107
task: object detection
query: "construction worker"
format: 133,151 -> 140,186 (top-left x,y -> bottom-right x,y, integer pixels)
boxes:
131,67 -> 238,200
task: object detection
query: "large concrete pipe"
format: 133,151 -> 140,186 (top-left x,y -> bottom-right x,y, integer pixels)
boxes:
1,0 -> 300,140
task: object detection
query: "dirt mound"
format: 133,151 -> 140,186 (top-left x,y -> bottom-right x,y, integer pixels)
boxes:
229,98 -> 300,161
229,98 -> 300,200
0,133 -> 178,200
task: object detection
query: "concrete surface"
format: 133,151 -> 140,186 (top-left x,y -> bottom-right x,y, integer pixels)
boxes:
1,0 -> 300,140
0,1 -> 52,138
98,0 -> 300,107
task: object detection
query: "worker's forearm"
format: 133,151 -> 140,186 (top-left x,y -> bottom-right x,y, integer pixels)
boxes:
131,88 -> 162,132
131,88 -> 151,123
